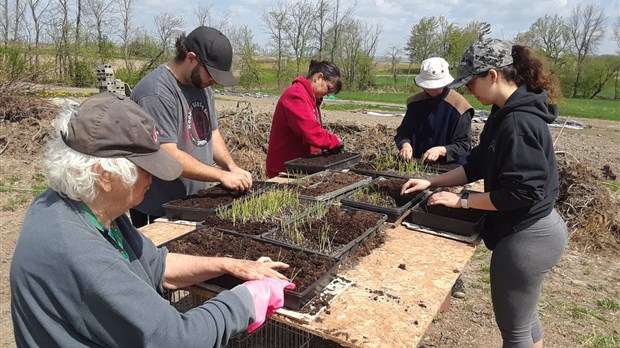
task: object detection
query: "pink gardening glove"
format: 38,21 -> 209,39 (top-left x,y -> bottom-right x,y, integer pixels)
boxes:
242,278 -> 296,333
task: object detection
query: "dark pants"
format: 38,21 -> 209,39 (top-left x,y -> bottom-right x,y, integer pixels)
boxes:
129,209 -> 159,228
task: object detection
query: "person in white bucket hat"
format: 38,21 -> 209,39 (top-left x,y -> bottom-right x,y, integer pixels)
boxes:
395,57 -> 474,164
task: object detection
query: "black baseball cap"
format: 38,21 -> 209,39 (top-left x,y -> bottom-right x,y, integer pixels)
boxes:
62,92 -> 183,181
185,26 -> 237,86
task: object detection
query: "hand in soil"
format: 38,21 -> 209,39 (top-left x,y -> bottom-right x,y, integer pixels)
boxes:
402,178 -> 431,195
226,258 -> 290,281
427,191 -> 460,208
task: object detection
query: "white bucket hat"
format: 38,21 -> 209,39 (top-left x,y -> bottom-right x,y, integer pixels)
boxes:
415,57 -> 454,89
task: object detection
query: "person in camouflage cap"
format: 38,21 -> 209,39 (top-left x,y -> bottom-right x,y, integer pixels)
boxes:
451,38 -> 514,88
402,39 -> 567,347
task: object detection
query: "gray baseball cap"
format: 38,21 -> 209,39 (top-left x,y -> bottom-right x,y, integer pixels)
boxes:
62,92 -> 183,181
451,39 -> 514,88
185,26 -> 237,86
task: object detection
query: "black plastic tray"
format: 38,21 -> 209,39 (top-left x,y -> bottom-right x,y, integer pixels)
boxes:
199,199 -> 320,239
294,170 -> 372,201
340,177 -> 425,223
285,152 -> 361,175
410,195 -> 485,236
261,206 -> 387,259
350,162 -> 458,179
164,228 -> 343,311
162,181 -> 275,221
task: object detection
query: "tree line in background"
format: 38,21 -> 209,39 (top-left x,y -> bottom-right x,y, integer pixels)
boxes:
0,0 -> 618,99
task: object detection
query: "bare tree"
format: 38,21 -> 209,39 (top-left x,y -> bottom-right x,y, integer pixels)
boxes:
567,3 -> 607,97
2,0 -> 9,47
338,19 -> 381,90
311,0 -> 329,59
119,0 -> 134,70
262,1 -> 289,87
11,0 -> 28,41
613,16 -> 620,54
26,0 -> 52,70
51,0 -> 71,80
193,2 -> 212,27
284,0 -> 314,74
326,0 -> 355,62
613,16 -> 620,99
386,45 -> 401,86
212,10 -> 231,34
143,11 -> 184,72
84,0 -> 115,62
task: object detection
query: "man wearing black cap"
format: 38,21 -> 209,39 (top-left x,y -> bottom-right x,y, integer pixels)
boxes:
129,26 -> 253,227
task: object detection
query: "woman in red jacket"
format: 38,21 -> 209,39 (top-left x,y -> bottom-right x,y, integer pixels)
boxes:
266,60 -> 343,178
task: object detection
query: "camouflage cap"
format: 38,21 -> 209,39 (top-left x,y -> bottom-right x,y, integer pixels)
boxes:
450,39 -> 513,88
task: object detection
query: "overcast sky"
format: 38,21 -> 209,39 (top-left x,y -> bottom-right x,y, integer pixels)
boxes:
134,0 -> 619,57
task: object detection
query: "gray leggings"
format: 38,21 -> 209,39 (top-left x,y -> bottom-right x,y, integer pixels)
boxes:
490,209 -> 568,348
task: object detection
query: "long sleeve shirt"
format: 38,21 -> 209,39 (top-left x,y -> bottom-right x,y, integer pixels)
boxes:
11,189 -> 254,347
394,88 -> 473,164
266,76 -> 341,178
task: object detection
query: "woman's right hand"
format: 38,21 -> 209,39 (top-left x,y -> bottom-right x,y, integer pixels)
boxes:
399,143 -> 413,161
401,178 -> 431,195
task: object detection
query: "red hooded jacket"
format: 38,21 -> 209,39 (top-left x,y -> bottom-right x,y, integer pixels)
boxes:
265,76 -> 341,178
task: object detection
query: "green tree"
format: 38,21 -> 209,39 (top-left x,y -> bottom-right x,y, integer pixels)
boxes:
233,25 -> 261,88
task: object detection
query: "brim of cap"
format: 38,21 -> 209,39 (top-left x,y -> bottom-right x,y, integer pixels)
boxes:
129,149 -> 183,181
415,75 -> 454,89
449,74 -> 474,89
206,66 -> 237,86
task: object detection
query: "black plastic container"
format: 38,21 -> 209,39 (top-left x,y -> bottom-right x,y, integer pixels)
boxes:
350,161 -> 458,179
294,170 -> 372,201
410,195 -> 486,236
285,152 -> 361,175
340,177 -> 424,223
261,207 -> 387,259
163,227 -> 343,311
162,181 -> 275,221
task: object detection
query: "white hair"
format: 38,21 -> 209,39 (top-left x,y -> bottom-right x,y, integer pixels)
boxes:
45,99 -> 138,203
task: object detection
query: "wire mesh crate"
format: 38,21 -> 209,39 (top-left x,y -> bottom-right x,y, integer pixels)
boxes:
163,287 -> 316,348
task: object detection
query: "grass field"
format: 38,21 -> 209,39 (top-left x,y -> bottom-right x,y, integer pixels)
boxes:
236,87 -> 619,121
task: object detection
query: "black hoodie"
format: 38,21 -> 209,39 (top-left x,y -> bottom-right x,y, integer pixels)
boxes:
463,85 -> 560,250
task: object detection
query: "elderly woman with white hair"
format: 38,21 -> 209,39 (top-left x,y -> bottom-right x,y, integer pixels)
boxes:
394,57 -> 474,164
10,93 -> 294,348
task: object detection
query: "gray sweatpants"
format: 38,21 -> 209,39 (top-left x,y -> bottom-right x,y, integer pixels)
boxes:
490,209 -> 568,348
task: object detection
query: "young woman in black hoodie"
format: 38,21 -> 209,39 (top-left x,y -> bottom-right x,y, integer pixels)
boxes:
401,39 -> 568,348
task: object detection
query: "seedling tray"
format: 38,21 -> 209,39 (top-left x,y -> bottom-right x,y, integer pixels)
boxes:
285,152 -> 361,175
200,199 -> 320,238
349,166 -> 410,180
340,177 -> 424,223
163,227 -> 343,311
293,170 -> 372,201
261,206 -> 387,259
350,161 -> 457,179
162,181 -> 275,222
410,195 -> 485,236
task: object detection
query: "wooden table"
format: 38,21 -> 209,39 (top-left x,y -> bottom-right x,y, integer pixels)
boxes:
141,218 -> 477,347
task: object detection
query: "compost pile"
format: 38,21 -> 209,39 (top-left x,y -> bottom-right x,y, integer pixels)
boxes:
556,156 -> 620,254
0,82 -> 58,157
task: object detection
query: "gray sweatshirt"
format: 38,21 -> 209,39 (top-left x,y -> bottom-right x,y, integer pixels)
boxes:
11,189 -> 254,347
